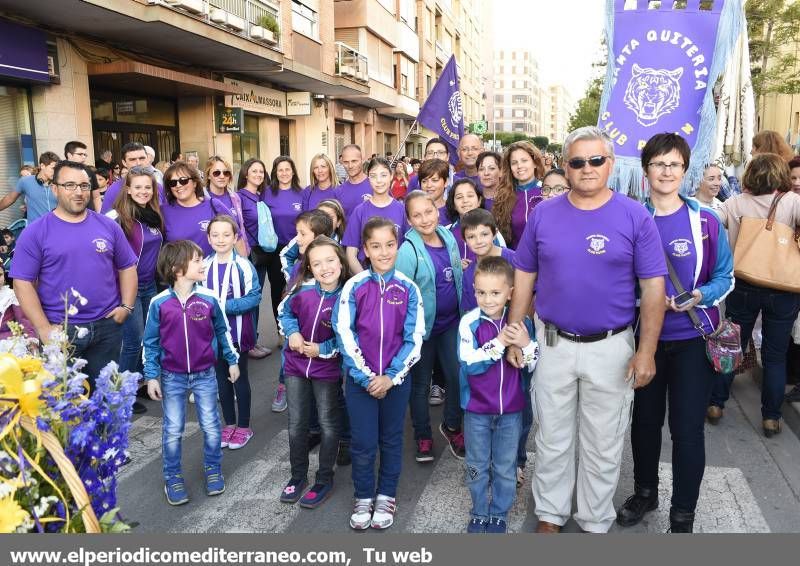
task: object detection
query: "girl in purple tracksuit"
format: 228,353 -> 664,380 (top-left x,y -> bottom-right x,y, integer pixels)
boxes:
334,217 -> 425,531
204,216 -> 262,451
277,236 -> 352,509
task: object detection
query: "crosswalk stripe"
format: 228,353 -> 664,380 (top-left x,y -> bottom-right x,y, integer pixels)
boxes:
120,416 -> 200,481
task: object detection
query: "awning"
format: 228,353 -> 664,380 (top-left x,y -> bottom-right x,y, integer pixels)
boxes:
87,61 -> 242,97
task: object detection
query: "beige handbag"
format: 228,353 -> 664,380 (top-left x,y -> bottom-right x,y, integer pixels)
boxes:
733,192 -> 800,293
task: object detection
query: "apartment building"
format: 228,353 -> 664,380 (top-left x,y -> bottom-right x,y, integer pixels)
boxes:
491,48 -> 541,136
0,0 -> 483,219
547,84 -> 573,147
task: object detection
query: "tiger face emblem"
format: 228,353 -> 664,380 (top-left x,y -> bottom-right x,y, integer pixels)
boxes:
623,64 -> 683,127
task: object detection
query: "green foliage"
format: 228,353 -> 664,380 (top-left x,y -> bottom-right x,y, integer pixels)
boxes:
546,143 -> 563,154
481,132 -> 529,146
531,136 -> 549,151
258,14 -> 281,41
568,77 -> 604,132
747,0 -> 800,98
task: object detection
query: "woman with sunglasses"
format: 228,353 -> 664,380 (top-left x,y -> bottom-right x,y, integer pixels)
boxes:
540,169 -> 570,200
205,156 -> 248,257
262,156 -> 307,413
303,153 -> 340,211
162,161 -> 238,256
492,141 -> 546,249
236,158 -> 273,360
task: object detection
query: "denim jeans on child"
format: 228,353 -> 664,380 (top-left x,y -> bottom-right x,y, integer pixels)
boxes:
161,366 -> 222,480
119,281 -> 157,374
465,411 -> 521,521
285,375 -> 340,485
410,325 -> 462,439
346,374 -> 411,499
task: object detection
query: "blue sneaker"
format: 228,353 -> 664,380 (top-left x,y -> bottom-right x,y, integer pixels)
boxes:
164,475 -> 189,506
467,517 -> 487,533
299,482 -> 333,509
204,466 -> 225,496
280,477 -> 308,504
485,517 -> 507,534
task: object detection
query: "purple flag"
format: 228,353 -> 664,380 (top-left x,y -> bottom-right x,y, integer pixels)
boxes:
417,55 -> 464,164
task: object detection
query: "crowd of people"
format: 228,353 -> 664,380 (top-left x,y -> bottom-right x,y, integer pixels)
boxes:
2,126 -> 800,535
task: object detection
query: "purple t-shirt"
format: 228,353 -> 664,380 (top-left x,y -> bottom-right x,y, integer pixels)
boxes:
333,178 -> 372,216
237,189 -> 261,248
484,197 -> 494,211
163,199 -> 231,256
438,205 -> 451,226
514,191 -> 667,335
262,187 -> 306,246
654,205 -> 717,340
10,211 -> 138,323
427,243 -> 459,335
100,178 -> 166,214
453,171 -> 481,187
208,191 -> 242,228
303,185 -> 338,211
461,248 -> 515,313
342,199 -> 407,264
136,221 -> 163,286
510,182 -> 543,249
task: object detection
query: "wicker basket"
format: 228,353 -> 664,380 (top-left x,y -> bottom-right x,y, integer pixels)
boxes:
19,415 -> 101,533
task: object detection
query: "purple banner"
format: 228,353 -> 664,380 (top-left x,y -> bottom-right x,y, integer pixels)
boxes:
599,0 -> 724,158
0,18 -> 49,83
417,55 -> 464,164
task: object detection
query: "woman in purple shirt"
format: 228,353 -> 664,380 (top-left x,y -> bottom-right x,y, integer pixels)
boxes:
205,156 -> 248,257
303,153 -> 340,211
492,141 -> 545,249
236,157 -> 273,359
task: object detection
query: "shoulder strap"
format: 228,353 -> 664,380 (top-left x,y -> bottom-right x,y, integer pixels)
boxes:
663,251 -> 706,336
766,191 -> 786,231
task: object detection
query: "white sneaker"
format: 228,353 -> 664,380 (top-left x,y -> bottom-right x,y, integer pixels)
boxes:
349,498 -> 373,530
370,495 -> 396,529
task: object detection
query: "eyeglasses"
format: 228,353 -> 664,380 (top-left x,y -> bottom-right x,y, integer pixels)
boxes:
55,182 -> 92,192
211,170 -> 231,178
541,184 -> 569,196
425,150 -> 448,158
567,155 -> 610,169
648,161 -> 685,172
167,177 -> 191,188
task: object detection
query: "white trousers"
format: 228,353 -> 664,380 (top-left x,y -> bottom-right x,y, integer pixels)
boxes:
532,327 -> 635,533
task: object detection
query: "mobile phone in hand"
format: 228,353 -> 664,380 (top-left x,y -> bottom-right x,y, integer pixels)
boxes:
674,291 -> 695,308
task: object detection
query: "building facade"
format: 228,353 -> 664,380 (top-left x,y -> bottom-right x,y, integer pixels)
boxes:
491,48 -> 540,136
547,84 -> 573,148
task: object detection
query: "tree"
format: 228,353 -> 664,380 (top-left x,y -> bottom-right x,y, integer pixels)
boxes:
531,136 -> 549,151
546,143 -> 563,155
747,0 -> 800,111
568,77 -> 604,132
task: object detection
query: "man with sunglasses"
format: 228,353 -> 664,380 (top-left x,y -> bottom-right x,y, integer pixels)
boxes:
508,126 -> 667,534
11,161 -> 138,391
101,142 -> 165,213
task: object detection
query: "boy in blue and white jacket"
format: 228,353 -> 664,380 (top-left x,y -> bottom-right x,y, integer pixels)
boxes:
144,240 -> 239,506
458,256 -> 539,534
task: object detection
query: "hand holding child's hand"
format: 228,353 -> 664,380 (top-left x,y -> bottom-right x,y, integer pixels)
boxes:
228,364 -> 240,383
147,379 -> 162,401
301,341 -> 320,358
504,322 -> 531,348
288,333 -> 305,353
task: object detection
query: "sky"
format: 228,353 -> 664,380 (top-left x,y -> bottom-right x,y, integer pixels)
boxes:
490,0 -> 606,101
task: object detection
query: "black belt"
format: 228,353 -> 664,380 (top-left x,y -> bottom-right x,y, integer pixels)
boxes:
553,325 -> 629,344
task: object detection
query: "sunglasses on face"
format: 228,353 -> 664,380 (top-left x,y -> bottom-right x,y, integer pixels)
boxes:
567,155 -> 610,169
167,177 -> 191,188
211,170 -> 231,178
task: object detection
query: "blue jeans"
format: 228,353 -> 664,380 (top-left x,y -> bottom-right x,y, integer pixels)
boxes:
161,367 -> 222,480
409,326 -> 462,439
285,376 -> 340,485
465,411 -> 521,521
308,377 -> 351,441
710,281 -> 800,420
346,373 -> 411,499
632,337 -> 715,512
119,281 -> 157,374
517,384 -> 533,468
67,316 -> 123,391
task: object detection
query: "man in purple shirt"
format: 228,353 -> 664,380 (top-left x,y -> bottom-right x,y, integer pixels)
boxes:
454,133 -> 482,185
333,144 -> 372,216
101,142 -> 164,213
11,161 -> 138,389
508,127 -> 667,534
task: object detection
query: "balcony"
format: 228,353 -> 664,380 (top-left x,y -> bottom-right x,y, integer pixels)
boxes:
335,42 -> 369,84
435,41 -> 450,64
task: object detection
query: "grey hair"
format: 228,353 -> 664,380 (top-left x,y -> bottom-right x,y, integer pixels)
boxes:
563,126 -> 615,160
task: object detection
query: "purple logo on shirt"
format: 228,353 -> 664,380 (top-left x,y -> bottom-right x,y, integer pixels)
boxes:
443,267 -> 454,283
92,238 -> 110,253
186,299 -> 209,321
293,202 -> 302,211
587,234 -> 609,255
670,239 -> 691,257
385,283 -> 406,306
199,220 -> 211,232
321,306 -> 333,328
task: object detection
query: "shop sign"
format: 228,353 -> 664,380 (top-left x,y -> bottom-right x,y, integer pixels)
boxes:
225,78 -> 286,116
216,107 -> 244,134
0,19 -> 49,82
286,92 -> 312,116
341,108 -> 355,122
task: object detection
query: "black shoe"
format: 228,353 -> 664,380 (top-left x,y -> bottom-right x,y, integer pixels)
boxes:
616,486 -> 658,527
132,401 -> 147,414
336,441 -> 351,466
307,432 -> 321,452
668,508 -> 694,533
785,384 -> 800,403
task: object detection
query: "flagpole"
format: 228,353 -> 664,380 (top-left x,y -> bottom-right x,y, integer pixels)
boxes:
392,118 -> 419,164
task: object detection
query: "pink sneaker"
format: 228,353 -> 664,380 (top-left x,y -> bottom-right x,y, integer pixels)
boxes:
221,425 -> 236,448
228,427 -> 254,450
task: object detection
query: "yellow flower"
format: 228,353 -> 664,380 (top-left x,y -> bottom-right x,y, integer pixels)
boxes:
0,491 -> 31,533
0,355 -> 44,418
17,357 -> 43,375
